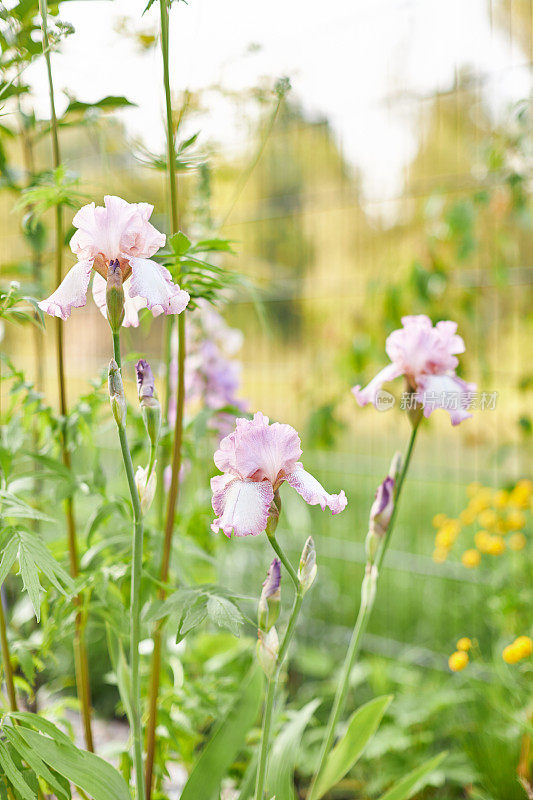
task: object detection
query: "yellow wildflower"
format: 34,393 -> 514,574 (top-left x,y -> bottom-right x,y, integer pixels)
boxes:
492,489 -> 509,508
514,636 -> 533,659
505,510 -> 526,532
459,507 -> 477,525
509,483 -> 531,509
468,490 -> 493,513
457,637 -> 472,652
487,535 -> 506,556
478,509 -> 498,530
474,530 -> 492,552
432,513 -> 448,529
449,651 -> 469,671
462,549 -> 481,568
508,533 -> 527,551
436,529 -> 455,549
503,644 -> 521,664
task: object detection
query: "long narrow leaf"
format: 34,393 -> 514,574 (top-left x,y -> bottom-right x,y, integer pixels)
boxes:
3,727 -> 70,800
0,741 -> 35,800
180,666 -> 263,800
377,752 -> 447,800
313,695 -> 393,800
13,723 -> 130,800
267,699 -> 320,800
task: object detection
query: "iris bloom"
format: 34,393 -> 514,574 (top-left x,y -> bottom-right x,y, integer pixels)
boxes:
38,195 -> 189,324
211,412 -> 347,537
353,315 -> 475,425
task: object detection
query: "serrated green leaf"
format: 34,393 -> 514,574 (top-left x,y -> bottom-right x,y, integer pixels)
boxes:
267,699 -> 320,800
180,667 -> 263,800
169,231 -> 192,255
0,536 -> 18,586
0,741 -> 35,800
177,595 -> 208,641
312,695 -> 393,800
206,594 -> 243,637
3,727 -> 70,800
377,752 -> 447,800
18,543 -> 43,621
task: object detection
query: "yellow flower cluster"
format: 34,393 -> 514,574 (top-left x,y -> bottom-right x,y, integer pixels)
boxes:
448,637 -> 472,671
502,636 -> 533,664
432,479 -> 531,566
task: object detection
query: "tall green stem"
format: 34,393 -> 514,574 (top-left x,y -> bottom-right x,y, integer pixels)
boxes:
112,334 -> 146,800
39,0 -> 93,752
255,535 -> 305,800
145,2 -> 186,796
0,594 -> 17,712
307,423 -> 420,800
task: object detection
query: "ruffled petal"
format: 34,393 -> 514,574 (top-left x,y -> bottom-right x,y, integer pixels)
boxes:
211,477 -> 274,537
92,274 -> 145,327
286,463 -> 347,514
38,260 -> 93,320
415,373 -> 477,426
352,363 -> 403,407
128,257 -> 190,316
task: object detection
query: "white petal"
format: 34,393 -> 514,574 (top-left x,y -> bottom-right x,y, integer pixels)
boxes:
128,257 -> 189,316
211,477 -> 274,537
38,260 -> 93,321
415,373 -> 477,426
352,363 -> 403,408
286,463 -> 347,514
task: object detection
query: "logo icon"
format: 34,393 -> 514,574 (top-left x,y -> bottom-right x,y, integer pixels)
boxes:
375,389 -> 395,412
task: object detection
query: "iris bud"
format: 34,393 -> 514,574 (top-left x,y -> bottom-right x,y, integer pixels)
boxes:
106,260 -> 125,333
108,359 -> 126,427
135,463 -> 157,514
258,558 -> 281,631
298,536 -> 317,595
136,359 -> 161,447
257,627 -> 279,678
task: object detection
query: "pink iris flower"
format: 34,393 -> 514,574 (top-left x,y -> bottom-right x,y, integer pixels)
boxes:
352,315 -> 476,425
211,412 -> 347,537
38,195 -> 189,324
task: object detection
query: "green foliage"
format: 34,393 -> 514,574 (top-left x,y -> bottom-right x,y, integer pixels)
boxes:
266,699 -> 320,800
14,165 -> 86,217
180,667 -> 263,800
2,712 -> 130,800
312,695 -> 393,800
377,752 -> 447,800
0,282 -> 43,329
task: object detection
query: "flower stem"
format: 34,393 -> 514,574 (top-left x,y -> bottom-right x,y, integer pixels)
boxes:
266,529 -> 299,591
145,2 -> 185,795
39,0 -> 93,753
255,589 -> 304,800
307,422 -> 420,800
112,333 -> 146,800
254,532 -> 305,800
0,592 -> 17,712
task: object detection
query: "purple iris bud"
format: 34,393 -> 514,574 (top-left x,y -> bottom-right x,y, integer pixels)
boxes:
369,475 -> 395,538
136,359 -> 156,402
258,558 -> 281,631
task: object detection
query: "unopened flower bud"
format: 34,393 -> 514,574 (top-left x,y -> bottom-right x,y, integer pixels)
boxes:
135,463 -> 157,514
388,451 -> 402,485
108,359 -> 126,427
136,359 -> 161,447
257,627 -> 279,678
361,563 -> 377,608
106,259 -> 125,333
258,558 -> 281,631
369,475 -> 395,540
298,536 -> 317,594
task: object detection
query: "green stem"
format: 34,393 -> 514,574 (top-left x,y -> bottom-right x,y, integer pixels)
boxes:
39,0 -> 93,753
307,422 -> 420,800
0,594 -> 17,712
145,2 -> 185,795
266,529 -> 299,591
112,333 -> 146,800
255,589 -> 304,800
